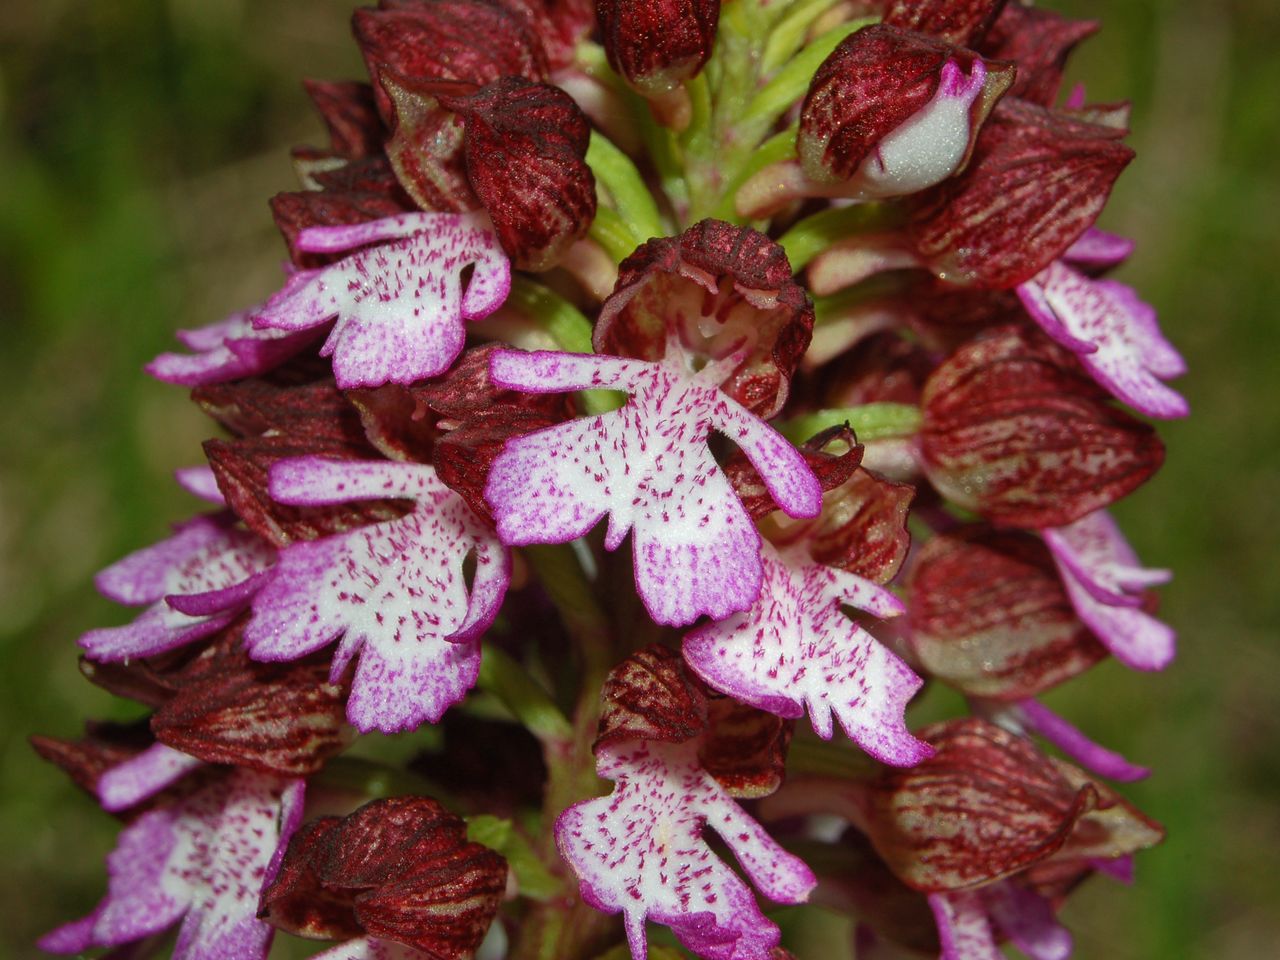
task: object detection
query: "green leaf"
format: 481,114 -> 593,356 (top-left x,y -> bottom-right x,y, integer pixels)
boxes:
761,0 -> 850,75
506,276 -> 595,354
476,645 -> 574,744
586,131 -> 665,244
742,18 -> 875,142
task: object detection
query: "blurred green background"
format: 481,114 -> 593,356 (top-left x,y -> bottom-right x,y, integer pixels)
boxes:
1,1 -> 1276,957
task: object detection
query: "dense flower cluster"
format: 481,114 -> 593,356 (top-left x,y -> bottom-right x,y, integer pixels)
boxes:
39,2 -> 1182,959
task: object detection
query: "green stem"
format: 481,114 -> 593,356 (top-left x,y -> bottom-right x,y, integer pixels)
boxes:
812,272 -> 911,324
508,543 -> 619,960
778,402 -> 922,444
711,126 -> 797,222
476,645 -> 574,745
776,202 -> 896,271
589,205 -> 642,263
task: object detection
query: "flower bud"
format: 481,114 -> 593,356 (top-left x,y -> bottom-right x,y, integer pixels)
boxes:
261,796 -> 508,956
383,74 -> 479,213
907,527 -> 1106,699
920,325 -> 1164,528
882,0 -> 1007,46
807,466 -> 916,584
980,2 -> 1099,106
148,625 -> 350,776
445,77 -> 597,271
596,219 -> 814,417
594,645 -> 709,752
353,1 -> 546,121
699,693 -> 793,799
907,99 -> 1134,289
593,645 -> 793,797
596,0 -> 719,96
799,24 -> 1014,200
863,718 -> 1162,892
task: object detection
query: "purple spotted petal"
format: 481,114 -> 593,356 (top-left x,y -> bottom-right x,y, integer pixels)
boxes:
556,740 -> 815,960
175,466 -> 226,505
929,891 -> 1003,960
81,516 -> 274,662
1014,698 -> 1149,782
1043,511 -> 1172,606
243,458 -> 510,732
684,542 -> 930,766
147,306 -> 321,386
486,349 -> 820,626
98,743 -> 205,812
170,776 -> 305,960
40,804 -> 191,954
252,212 -> 511,388
1062,227 -> 1133,269
983,881 -> 1072,960
1043,511 -> 1175,671
1018,261 -> 1188,418
42,770 -> 301,960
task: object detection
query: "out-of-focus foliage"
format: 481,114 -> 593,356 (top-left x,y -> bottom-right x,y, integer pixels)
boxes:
0,2 -> 1275,958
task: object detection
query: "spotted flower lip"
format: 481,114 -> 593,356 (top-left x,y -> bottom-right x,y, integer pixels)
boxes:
485,347 -> 821,626
558,738 -> 814,960
242,457 -> 512,733
683,539 -> 931,766
556,649 -> 814,960
251,212 -> 511,389
1042,510 -> 1175,671
40,767 -> 305,960
79,513 -> 274,663
1017,259 -> 1189,419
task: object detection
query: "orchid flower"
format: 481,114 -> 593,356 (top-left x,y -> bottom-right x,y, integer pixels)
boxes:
486,345 -> 820,625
